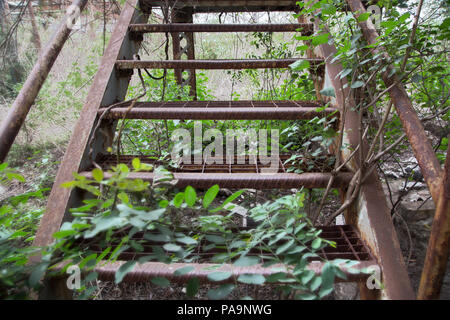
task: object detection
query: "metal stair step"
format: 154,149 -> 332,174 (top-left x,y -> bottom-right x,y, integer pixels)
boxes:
98,100 -> 338,120
80,171 -> 351,189
93,260 -> 376,283
129,23 -> 313,34
71,225 -> 377,284
83,154 -> 345,189
115,58 -> 323,70
140,0 -> 300,13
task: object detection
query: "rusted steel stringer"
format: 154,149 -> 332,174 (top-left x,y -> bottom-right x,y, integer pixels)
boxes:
418,140 -> 450,299
306,18 -> 415,299
171,8 -> 197,99
346,0 -> 443,205
33,0 -> 149,249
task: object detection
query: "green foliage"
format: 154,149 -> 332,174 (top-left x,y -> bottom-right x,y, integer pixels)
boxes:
44,164 -> 367,299
296,0 -> 448,161
0,159 -> 367,299
0,164 -> 44,299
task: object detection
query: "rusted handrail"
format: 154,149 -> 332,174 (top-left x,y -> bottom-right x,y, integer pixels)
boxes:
346,0 -> 443,204
0,0 -> 88,163
301,14 -> 415,298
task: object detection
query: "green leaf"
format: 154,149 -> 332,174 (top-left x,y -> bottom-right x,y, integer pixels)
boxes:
174,266 -> 195,276
176,236 -> 197,245
6,172 -> 25,183
210,190 -> 245,213
321,3 -> 336,15
85,271 -> 98,283
234,256 -> 259,267
173,192 -> 184,208
163,243 -> 182,252
186,278 -> 199,298
84,216 -> 125,238
319,262 -> 335,298
96,247 -> 112,264
151,277 -> 170,287
311,238 -> 322,250
290,59 -> 310,71
92,168 -> 103,182
351,81 -> 364,89
312,33 -> 329,46
203,185 -> 219,208
205,234 -> 225,244
339,68 -> 352,79
266,272 -> 290,283
320,87 -> 335,98
117,192 -> 129,204
115,261 -> 136,284
310,276 -> 322,291
207,271 -> 232,282
269,231 -> 287,245
79,253 -> 98,269
29,262 -> 49,287
237,274 -> 265,285
144,233 -> 170,242
132,158 -> 141,171
185,186 -> 197,207
159,199 -> 169,208
0,163 -> 7,171
296,293 -> 317,300
207,284 -> 235,300
276,239 -> 295,255
53,230 -> 77,239
357,12 -> 371,22
300,270 -> 315,285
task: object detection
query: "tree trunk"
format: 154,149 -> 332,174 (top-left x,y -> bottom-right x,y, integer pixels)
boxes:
0,0 -> 12,30
28,1 -> 42,53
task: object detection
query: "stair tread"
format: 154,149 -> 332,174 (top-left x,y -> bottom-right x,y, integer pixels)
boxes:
140,0 -> 300,13
115,58 -> 323,70
129,23 -> 313,34
80,153 -> 350,189
70,224 -> 377,283
98,100 -> 338,120
92,260 -> 376,283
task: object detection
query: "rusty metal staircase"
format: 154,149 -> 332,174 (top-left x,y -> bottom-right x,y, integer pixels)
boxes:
33,0 -> 415,299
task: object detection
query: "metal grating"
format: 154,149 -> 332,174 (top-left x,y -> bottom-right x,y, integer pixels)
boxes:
78,225 -> 374,263
115,58 -> 323,70
93,154 -> 337,174
103,100 -> 323,108
129,23 -> 314,34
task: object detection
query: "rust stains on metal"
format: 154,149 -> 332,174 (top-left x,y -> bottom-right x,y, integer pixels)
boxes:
94,154 -> 338,174
101,106 -> 336,120
115,58 -> 323,70
140,0 -> 299,13
129,23 -> 313,34
81,225 -> 372,263
347,0 -> 443,204
98,100 -> 337,120
418,140 -> 450,299
171,9 -> 197,99
94,260 -> 377,283
0,0 -> 89,163
313,19 -> 415,299
102,100 -> 323,109
32,0 -> 148,249
80,171 -> 353,189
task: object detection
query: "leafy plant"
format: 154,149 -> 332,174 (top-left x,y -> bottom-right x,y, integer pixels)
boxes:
14,159 -> 365,300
